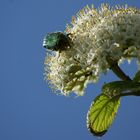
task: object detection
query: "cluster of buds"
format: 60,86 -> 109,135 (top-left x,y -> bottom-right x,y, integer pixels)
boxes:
44,4 -> 140,96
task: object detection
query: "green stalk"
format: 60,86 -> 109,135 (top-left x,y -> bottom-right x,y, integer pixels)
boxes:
116,91 -> 140,98
106,57 -> 132,81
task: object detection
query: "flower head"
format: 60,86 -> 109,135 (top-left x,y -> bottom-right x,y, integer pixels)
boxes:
44,4 -> 140,96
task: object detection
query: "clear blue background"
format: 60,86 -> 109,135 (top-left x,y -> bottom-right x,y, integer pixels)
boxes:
1,0 -> 140,140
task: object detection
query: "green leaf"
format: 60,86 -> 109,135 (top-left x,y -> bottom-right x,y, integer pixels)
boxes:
133,70 -> 140,82
87,93 -> 120,137
87,80 -> 140,137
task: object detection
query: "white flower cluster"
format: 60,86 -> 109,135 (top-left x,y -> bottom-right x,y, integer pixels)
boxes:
45,4 -> 140,96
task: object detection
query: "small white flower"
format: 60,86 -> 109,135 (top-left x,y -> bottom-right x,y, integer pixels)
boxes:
44,4 -> 140,96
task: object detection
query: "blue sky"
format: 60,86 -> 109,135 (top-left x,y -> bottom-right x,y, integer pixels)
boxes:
1,0 -> 140,140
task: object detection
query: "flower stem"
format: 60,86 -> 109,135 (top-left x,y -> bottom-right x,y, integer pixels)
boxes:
116,91 -> 140,98
106,57 -> 132,81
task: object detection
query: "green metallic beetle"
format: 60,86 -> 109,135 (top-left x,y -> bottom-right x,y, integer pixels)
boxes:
43,32 -> 71,52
